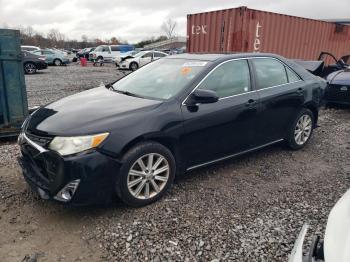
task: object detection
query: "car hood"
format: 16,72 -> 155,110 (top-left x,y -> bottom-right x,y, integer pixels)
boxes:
324,188 -> 350,262
327,69 -> 350,85
27,87 -> 162,136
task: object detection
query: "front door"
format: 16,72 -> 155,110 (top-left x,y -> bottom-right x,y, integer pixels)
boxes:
139,52 -> 153,67
180,59 -> 259,168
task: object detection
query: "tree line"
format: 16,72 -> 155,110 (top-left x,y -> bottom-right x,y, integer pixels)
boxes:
6,18 -> 177,49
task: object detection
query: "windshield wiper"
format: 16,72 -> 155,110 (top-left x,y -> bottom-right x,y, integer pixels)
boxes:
112,88 -> 144,98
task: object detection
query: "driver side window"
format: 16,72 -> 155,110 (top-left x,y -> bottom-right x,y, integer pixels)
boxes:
142,52 -> 153,59
198,60 -> 251,98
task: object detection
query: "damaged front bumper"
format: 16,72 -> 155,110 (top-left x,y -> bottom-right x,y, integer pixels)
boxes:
18,132 -> 121,205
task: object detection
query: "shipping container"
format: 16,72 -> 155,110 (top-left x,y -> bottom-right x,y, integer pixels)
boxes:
0,29 -> 28,137
187,6 -> 350,61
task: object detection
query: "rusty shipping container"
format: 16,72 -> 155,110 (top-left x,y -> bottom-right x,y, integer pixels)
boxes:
187,6 -> 350,60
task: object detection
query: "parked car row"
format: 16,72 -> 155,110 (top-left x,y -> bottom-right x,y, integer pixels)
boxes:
21,45 -> 70,74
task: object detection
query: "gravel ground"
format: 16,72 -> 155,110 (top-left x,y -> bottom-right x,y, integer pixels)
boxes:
25,62 -> 125,107
0,64 -> 349,261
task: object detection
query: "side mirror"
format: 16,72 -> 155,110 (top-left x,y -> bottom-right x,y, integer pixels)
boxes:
186,89 -> 219,105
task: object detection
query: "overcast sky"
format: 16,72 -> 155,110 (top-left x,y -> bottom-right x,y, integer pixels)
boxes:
1,0 -> 349,43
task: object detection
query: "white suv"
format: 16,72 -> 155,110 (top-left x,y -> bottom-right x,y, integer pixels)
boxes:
21,45 -> 40,52
90,45 -> 133,63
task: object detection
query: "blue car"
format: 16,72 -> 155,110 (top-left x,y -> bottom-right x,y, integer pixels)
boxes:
33,49 -> 70,66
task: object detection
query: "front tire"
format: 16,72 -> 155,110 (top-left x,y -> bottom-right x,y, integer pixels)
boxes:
130,62 -> 139,71
53,59 -> 62,66
24,62 -> 37,74
286,108 -> 314,150
116,142 -> 176,207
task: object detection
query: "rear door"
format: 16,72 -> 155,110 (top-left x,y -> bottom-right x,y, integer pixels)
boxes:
181,59 -> 260,168
154,52 -> 167,61
251,57 -> 304,144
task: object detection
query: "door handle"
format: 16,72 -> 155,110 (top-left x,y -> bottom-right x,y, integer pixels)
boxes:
245,99 -> 257,107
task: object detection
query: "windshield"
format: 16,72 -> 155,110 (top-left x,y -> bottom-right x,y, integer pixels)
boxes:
112,58 -> 209,100
134,51 -> 147,57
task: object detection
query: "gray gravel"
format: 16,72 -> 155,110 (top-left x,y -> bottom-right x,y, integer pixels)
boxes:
86,107 -> 349,262
25,63 -> 125,107
0,64 -> 349,261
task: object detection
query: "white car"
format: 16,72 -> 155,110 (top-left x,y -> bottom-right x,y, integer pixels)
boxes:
289,188 -> 350,262
21,45 -> 40,52
90,45 -> 134,63
113,50 -> 140,67
119,50 -> 168,71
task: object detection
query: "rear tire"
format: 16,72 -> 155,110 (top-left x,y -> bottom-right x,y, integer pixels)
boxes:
24,62 -> 37,74
286,108 -> 314,150
116,142 -> 176,207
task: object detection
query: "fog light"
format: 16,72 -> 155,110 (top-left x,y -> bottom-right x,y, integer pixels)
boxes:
54,179 -> 80,202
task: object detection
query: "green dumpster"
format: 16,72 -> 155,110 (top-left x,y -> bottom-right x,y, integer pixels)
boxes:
0,29 -> 28,137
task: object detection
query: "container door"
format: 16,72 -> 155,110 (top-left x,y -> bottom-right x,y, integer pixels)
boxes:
0,29 -> 28,133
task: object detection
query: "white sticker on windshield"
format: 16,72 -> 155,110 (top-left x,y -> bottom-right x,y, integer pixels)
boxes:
182,62 -> 208,67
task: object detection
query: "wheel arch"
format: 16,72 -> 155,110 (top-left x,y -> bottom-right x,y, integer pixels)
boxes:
303,102 -> 319,127
129,61 -> 139,69
119,134 -> 184,174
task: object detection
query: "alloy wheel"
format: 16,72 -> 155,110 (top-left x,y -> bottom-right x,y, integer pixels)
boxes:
127,153 -> 170,199
294,114 -> 312,145
54,59 -> 62,66
130,63 -> 138,71
25,63 -> 36,74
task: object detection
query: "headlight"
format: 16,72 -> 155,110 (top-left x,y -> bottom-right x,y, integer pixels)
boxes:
49,133 -> 109,156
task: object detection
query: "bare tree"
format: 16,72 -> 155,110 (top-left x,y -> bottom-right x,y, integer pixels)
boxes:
110,37 -> 119,44
161,18 -> 177,40
24,26 -> 35,38
81,34 -> 88,48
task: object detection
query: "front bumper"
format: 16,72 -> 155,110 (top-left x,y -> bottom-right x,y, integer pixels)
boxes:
18,133 -> 121,205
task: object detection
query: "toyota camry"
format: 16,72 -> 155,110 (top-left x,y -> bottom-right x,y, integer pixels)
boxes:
18,53 -> 326,207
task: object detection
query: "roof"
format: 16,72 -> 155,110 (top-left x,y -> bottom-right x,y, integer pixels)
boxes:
166,52 -> 285,62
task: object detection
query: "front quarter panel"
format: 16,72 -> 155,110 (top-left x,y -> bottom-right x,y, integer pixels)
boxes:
100,100 -> 184,158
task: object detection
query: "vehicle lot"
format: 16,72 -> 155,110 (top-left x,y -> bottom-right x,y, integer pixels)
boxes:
0,64 -> 349,261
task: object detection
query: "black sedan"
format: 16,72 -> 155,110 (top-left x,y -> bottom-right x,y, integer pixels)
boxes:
18,53 -> 326,206
22,51 -> 48,74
